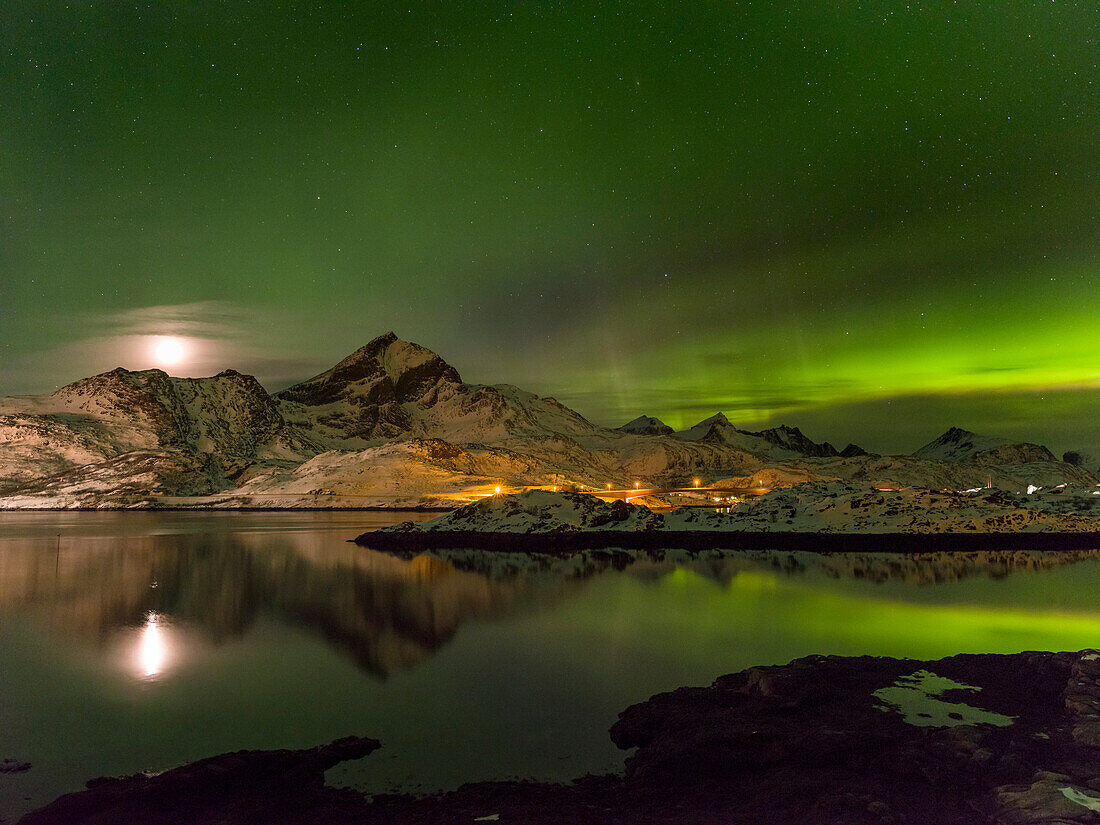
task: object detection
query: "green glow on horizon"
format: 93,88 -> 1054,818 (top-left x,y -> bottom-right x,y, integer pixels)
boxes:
569,243 -> 1100,432
566,566 -> 1100,668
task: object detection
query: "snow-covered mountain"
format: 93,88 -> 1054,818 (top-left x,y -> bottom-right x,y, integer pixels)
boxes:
276,331 -> 598,446
616,415 -> 674,436
0,367 -> 305,499
669,413 -> 864,459
914,426 -> 1004,461
0,333 -> 1095,509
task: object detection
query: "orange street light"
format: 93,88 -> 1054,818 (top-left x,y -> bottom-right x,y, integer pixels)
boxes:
634,481 -> 640,489
607,483 -> 612,490
693,478 -> 700,487
495,486 -> 502,495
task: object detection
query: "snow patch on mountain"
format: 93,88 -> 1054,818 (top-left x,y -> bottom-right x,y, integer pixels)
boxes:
386,490 -> 665,533
715,482 -> 1100,533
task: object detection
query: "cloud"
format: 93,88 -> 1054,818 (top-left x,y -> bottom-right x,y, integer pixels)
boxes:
91,301 -> 254,341
0,301 -> 325,395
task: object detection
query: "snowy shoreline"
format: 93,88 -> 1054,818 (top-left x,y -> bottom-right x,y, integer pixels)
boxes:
356,487 -> 1100,549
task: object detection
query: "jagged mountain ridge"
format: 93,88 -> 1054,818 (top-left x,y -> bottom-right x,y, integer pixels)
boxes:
0,333 -> 1094,507
0,367 -> 302,497
666,412 -> 868,459
53,367 -> 288,463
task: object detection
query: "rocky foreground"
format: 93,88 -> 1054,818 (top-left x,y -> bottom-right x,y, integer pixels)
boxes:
19,650 -> 1100,824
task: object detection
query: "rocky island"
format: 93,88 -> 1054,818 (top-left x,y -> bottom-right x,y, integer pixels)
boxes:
356,487 -> 1100,553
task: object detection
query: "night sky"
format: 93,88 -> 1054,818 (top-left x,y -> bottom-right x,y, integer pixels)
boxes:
2,3 -> 1097,455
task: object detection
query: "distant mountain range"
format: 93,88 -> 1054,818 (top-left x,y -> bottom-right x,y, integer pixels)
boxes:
0,333 -> 1095,508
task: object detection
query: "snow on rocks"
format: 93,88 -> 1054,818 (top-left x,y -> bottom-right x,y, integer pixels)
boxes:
693,481 -> 1100,533
377,484 -> 1100,538
385,489 -> 665,534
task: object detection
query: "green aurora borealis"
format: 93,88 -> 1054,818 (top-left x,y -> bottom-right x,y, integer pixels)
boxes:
2,2 -> 1097,453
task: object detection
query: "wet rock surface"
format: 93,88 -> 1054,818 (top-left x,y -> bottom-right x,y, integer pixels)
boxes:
608,651 -> 1100,824
19,652 -> 1100,824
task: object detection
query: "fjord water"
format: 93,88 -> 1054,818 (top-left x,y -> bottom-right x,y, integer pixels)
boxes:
2,513 -> 1100,819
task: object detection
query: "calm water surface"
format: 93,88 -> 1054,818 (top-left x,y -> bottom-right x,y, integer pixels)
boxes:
2,511 -> 1099,819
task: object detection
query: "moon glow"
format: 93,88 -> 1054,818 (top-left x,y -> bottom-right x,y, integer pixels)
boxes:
153,336 -> 187,367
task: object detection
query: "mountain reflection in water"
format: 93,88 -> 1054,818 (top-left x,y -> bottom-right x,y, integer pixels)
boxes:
4,523 -> 1098,680
0,520 -> 577,678
1,512 -> 1100,821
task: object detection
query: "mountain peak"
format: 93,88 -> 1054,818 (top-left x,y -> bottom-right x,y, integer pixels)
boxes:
913,427 -> 1008,462
692,412 -> 730,429
913,426 -> 1058,465
617,415 -> 674,436
839,442 -> 871,458
277,334 -> 461,408
671,413 -> 733,443
328,332 -> 400,378
756,424 -> 841,457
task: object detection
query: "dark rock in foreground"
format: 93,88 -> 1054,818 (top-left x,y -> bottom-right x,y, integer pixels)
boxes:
19,736 -> 380,825
21,652 -> 1100,824
609,650 -> 1100,824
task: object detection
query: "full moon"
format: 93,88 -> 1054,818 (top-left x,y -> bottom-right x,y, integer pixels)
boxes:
153,336 -> 186,366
